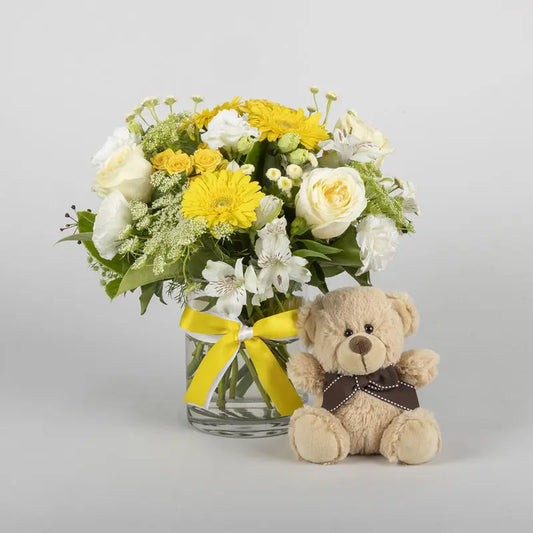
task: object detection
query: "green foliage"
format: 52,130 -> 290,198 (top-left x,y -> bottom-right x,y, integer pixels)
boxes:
141,113 -> 197,159
116,261 -> 182,297
139,281 -> 166,315
351,162 -> 414,234
56,232 -> 93,243
77,211 -> 130,275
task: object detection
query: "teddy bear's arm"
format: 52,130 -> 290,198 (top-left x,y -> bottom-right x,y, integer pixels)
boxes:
287,351 -> 325,394
396,349 -> 439,388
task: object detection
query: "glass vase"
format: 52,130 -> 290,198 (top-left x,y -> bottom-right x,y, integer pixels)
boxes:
185,334 -> 306,438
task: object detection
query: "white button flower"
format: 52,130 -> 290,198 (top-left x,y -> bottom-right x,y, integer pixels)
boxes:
93,191 -> 132,260
202,258 -> 257,318
201,110 -> 259,150
356,215 -> 399,274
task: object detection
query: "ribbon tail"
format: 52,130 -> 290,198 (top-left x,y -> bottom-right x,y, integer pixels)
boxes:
245,337 -> 303,416
184,333 -> 239,410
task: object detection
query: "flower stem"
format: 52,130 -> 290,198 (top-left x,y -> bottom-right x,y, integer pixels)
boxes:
229,357 -> 239,399
217,370 -> 228,409
239,348 -> 273,409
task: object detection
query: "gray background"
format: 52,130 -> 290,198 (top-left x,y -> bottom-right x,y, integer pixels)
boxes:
1,0 -> 532,531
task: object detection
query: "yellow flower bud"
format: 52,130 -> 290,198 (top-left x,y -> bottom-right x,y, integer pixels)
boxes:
310,86 -> 319,94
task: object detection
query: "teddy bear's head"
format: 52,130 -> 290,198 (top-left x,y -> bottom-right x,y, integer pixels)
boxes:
296,287 -> 419,375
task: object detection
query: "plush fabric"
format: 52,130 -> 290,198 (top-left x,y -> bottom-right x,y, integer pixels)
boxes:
288,286 -> 441,465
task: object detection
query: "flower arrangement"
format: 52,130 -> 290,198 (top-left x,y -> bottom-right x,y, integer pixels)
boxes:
60,89 -> 418,435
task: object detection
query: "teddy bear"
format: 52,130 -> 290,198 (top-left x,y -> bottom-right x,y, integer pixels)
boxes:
287,286 -> 441,465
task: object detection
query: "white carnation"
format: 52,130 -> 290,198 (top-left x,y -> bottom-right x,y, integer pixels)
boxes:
356,215 -> 399,274
93,191 -> 132,260
201,109 -> 259,150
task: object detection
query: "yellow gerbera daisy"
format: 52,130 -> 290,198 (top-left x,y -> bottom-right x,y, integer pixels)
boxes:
244,99 -> 329,150
193,97 -> 245,130
182,169 -> 264,229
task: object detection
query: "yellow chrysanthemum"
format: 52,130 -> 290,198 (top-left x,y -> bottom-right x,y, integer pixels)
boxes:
193,97 -> 245,130
182,169 -> 264,228
244,99 -> 329,150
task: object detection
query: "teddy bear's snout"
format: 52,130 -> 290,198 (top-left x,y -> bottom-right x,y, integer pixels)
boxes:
349,336 -> 372,356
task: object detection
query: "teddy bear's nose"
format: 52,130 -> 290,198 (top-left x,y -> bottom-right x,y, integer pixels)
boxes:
349,335 -> 372,356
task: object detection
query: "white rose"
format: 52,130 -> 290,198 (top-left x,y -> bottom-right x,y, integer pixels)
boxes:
92,127 -> 152,202
201,109 -> 259,150
295,167 -> 367,239
335,111 -> 393,167
93,191 -> 132,260
356,215 -> 399,274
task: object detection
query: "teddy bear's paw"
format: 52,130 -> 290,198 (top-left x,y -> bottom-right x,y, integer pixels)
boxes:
380,408 -> 441,465
289,406 -> 350,464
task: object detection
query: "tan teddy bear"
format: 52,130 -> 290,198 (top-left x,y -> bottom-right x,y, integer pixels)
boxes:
287,286 -> 441,465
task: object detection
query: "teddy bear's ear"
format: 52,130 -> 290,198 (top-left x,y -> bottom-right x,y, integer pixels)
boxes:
386,292 -> 419,337
296,296 -> 324,347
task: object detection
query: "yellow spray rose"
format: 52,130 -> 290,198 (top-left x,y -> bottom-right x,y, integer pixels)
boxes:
151,148 -> 175,170
166,150 -> 193,175
193,148 -> 223,174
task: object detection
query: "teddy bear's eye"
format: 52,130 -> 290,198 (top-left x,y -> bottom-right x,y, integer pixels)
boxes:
344,329 -> 353,337
364,324 -> 374,334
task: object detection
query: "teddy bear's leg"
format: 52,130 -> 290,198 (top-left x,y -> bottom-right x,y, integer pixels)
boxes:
380,408 -> 441,465
289,406 -> 350,464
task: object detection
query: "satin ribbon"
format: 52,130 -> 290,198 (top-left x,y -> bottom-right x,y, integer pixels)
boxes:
180,305 -> 303,416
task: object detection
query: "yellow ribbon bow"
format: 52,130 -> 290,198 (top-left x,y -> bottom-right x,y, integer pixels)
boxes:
180,305 -> 303,416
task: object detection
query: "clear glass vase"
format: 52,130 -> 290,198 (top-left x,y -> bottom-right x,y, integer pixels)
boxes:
185,334 -> 306,438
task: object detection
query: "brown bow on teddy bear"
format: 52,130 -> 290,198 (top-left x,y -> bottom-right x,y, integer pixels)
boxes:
288,287 -> 441,465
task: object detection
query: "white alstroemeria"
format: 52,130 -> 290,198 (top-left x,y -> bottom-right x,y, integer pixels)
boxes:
252,196 -> 283,229
398,180 -> 420,215
226,160 -> 240,172
255,232 -> 311,294
201,109 -> 259,150
93,191 -> 132,260
319,129 -> 363,164
202,258 -> 257,318
356,215 -> 399,275
257,217 -> 288,240
335,111 -> 393,167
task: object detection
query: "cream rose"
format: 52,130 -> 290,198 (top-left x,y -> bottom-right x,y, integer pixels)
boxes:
335,111 -> 393,167
92,127 -> 152,202
295,167 -> 367,239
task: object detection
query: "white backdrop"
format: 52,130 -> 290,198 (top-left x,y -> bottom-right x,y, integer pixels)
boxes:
1,1 -> 532,531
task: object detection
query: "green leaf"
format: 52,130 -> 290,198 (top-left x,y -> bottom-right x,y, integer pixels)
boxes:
290,217 -> 312,237
299,239 -> 342,255
244,140 -> 267,178
187,248 -> 219,279
116,262 -> 181,296
329,226 -> 363,267
308,263 -> 328,294
55,232 -> 93,244
105,278 -> 122,299
76,211 -> 129,275
345,267 -> 372,287
139,282 -> 165,315
320,264 -> 345,278
293,249 -> 331,261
